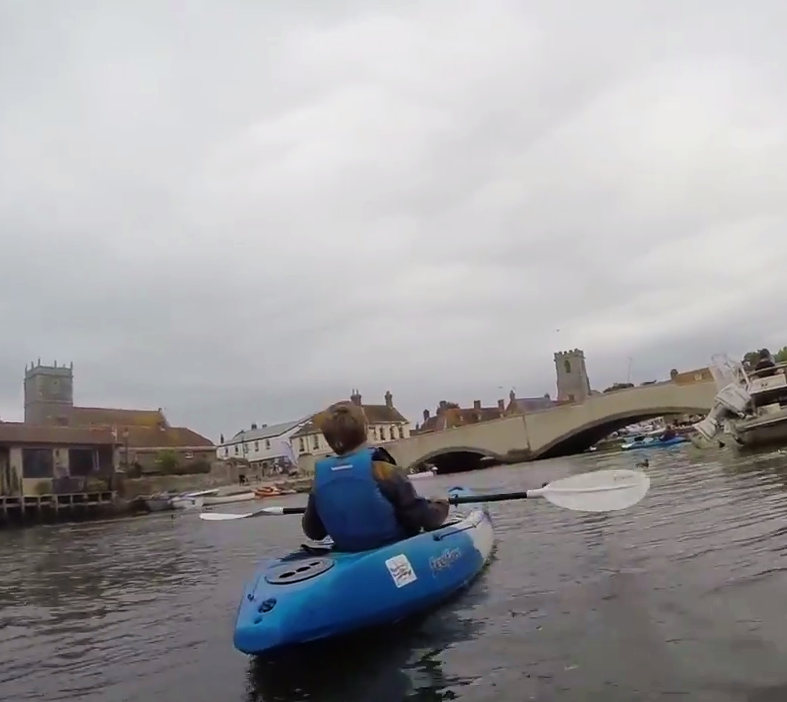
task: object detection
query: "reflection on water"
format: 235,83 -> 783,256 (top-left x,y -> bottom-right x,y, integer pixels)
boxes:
5,449 -> 787,700
245,608 -> 485,702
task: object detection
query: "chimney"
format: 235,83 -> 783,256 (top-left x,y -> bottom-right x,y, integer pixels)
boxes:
423,409 -> 430,421
497,399 -> 505,410
384,391 -> 393,408
251,422 -> 258,430
473,400 -> 481,409
350,388 -> 362,406
509,389 -> 516,402
438,400 -> 448,413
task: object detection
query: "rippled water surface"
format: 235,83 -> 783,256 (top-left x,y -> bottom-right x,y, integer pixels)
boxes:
5,449 -> 787,701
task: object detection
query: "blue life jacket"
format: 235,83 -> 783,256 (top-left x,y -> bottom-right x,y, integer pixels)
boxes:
313,447 -> 406,552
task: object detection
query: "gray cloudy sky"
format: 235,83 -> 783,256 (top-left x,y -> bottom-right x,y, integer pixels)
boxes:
2,0 -> 787,440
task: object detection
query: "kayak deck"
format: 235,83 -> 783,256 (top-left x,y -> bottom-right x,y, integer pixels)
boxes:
233,487 -> 494,656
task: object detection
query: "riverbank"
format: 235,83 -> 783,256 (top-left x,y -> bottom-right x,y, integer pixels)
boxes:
0,475 -> 313,528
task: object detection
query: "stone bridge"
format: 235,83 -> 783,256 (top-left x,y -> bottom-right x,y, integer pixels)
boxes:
383,379 -> 717,468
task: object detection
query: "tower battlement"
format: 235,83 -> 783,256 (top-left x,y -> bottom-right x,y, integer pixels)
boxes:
24,359 -> 75,424
553,348 -> 591,403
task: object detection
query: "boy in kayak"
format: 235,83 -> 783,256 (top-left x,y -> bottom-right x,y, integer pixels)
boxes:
301,401 -> 450,552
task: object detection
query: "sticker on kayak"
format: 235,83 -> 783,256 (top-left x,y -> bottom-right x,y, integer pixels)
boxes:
385,554 -> 417,588
430,547 -> 462,575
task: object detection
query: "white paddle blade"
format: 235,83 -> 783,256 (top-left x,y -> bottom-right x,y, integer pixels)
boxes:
199,512 -> 249,521
199,506 -> 286,521
529,469 -> 650,512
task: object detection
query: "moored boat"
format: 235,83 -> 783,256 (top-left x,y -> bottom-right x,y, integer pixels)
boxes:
693,353 -> 787,449
170,488 -> 219,510
202,491 -> 257,506
232,486 -> 494,656
620,435 -> 688,451
409,467 -> 438,480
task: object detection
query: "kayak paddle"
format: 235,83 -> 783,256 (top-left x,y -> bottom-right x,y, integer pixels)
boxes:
199,468 -> 649,522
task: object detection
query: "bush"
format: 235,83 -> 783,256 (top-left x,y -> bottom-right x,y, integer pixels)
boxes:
156,450 -> 180,474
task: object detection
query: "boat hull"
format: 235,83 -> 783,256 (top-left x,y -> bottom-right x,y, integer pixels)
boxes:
409,470 -> 437,480
233,487 -> 494,656
730,410 -> 787,448
620,436 -> 688,451
203,492 -> 257,506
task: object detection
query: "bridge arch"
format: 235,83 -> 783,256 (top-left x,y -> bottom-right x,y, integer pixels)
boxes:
533,405 -> 709,459
412,446 -> 504,474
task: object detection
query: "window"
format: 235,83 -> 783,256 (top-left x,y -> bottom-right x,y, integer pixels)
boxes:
234,445 -> 239,455
185,451 -> 194,460
22,448 -> 54,479
265,439 -> 270,450
389,426 -> 395,440
564,359 -> 571,374
254,441 -> 259,451
398,425 -> 404,439
68,448 -> 94,477
371,427 -> 377,440
312,434 -> 319,449
223,447 -> 229,457
299,437 -> 306,452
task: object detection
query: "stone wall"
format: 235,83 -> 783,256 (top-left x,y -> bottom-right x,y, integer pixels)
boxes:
118,459 -> 267,497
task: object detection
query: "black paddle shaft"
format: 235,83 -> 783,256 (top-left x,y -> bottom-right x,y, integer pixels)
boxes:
449,491 -> 529,505
267,491 -> 531,516
278,506 -> 308,515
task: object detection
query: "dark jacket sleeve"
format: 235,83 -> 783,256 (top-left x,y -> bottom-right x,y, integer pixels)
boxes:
301,491 -> 328,541
371,449 -> 449,535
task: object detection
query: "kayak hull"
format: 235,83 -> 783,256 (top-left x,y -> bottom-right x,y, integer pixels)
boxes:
621,436 -> 688,451
233,487 -> 494,656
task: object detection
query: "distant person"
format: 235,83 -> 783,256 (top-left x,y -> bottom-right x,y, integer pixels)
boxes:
301,402 -> 449,552
754,348 -> 777,376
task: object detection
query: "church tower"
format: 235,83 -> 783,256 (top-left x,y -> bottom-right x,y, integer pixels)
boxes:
24,360 -> 75,425
554,349 -> 591,403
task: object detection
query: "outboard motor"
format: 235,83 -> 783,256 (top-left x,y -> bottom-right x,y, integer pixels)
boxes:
693,382 -> 751,442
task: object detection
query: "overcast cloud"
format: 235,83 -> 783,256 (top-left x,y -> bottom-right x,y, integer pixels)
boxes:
2,0 -> 787,439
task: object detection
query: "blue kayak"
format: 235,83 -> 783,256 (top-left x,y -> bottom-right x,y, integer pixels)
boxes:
233,487 -> 495,656
620,435 -> 688,451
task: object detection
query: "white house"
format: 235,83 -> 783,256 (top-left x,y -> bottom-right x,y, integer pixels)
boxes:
290,390 -> 411,459
217,418 -> 308,470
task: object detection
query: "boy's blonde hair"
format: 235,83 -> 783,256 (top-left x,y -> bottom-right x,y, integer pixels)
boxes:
314,402 -> 368,455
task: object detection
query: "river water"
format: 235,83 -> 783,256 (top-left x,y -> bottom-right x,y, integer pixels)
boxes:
3,449 -> 787,701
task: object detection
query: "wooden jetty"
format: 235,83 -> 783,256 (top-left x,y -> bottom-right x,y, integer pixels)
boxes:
0,491 -> 116,527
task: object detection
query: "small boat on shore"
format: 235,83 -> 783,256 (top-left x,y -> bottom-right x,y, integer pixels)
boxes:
253,486 -> 297,499
143,495 -> 174,512
202,491 -> 257,506
171,488 -> 219,510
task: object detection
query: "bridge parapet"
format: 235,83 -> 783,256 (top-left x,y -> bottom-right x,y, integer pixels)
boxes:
386,378 -> 718,466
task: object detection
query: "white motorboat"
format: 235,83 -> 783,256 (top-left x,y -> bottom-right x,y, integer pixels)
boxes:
693,353 -> 787,448
171,488 -> 219,510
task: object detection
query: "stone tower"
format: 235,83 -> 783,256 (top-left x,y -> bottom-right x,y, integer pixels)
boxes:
554,349 -> 591,403
24,359 -> 75,425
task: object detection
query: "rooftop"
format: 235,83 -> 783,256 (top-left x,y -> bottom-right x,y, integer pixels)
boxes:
291,390 -> 408,439
227,419 -> 308,444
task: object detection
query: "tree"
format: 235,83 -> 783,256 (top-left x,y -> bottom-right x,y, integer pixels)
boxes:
742,350 -> 761,370
775,347 -> 787,364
